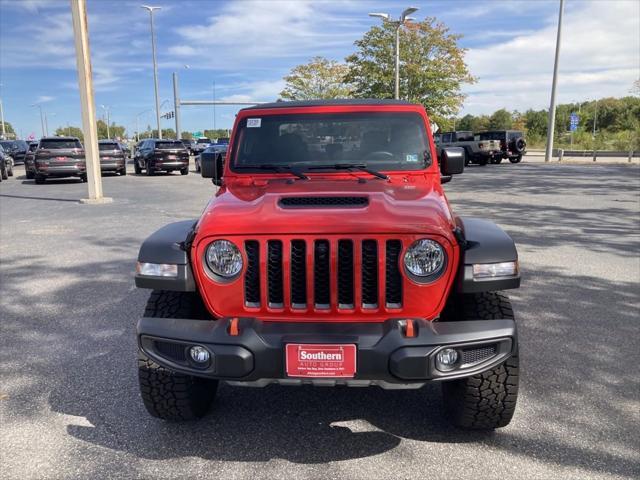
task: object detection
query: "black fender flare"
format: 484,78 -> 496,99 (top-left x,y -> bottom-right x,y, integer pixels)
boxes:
135,220 -> 198,291
455,217 -> 520,293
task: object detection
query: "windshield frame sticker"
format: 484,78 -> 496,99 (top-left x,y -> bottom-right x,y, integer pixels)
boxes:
247,118 -> 262,128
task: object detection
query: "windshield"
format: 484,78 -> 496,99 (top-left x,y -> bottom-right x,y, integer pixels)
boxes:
155,141 -> 185,150
0,141 -> 14,150
39,139 -> 82,149
232,112 -> 430,172
98,143 -> 119,151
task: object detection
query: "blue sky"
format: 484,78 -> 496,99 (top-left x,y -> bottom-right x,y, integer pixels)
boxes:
1,0 -> 638,139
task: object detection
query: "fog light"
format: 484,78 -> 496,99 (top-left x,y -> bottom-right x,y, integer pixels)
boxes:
436,348 -> 459,371
189,345 -> 210,364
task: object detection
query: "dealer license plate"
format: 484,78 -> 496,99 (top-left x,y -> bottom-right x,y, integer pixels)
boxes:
285,344 -> 356,378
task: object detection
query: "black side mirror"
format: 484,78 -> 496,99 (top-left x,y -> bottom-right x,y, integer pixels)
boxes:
441,147 -> 465,175
201,153 -> 224,186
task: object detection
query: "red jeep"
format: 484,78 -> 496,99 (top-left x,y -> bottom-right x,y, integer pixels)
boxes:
135,100 -> 521,430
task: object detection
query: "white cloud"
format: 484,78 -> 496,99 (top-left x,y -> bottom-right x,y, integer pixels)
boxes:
35,95 -> 54,103
169,0 -> 362,69
462,0 -> 640,114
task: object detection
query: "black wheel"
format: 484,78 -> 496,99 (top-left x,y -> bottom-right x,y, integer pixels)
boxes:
134,160 -> 142,174
195,157 -> 201,173
440,292 -> 519,430
138,291 -> 218,421
120,167 -> 127,176
146,163 -> 154,176
493,157 -> 503,164
35,174 -> 46,184
509,155 -> 522,164
1,164 -> 7,180
80,174 -> 87,183
7,162 -> 13,177
477,157 -> 488,166
180,167 -> 189,175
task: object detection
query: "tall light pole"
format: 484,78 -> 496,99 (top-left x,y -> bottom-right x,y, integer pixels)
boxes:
100,104 -> 111,138
544,0 -> 564,163
141,5 -> 162,139
135,109 -> 151,142
369,7 -> 418,100
31,103 -> 46,137
44,112 -> 56,136
0,83 -> 6,138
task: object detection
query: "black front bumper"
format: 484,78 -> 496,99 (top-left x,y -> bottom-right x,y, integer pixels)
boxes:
138,317 -> 516,386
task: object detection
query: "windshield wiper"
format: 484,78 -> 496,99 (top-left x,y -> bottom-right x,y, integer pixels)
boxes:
308,163 -> 389,180
235,164 -> 309,180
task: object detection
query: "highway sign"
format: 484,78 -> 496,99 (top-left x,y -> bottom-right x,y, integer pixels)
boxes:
569,113 -> 579,132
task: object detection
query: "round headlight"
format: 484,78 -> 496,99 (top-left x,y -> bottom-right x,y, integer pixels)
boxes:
404,239 -> 445,277
205,240 -> 243,278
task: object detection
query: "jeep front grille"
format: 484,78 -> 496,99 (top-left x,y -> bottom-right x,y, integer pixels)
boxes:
243,237 -> 404,312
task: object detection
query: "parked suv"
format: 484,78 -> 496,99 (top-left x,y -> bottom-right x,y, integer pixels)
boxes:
477,130 -> 526,163
98,140 -> 127,175
134,99 -> 522,430
0,144 -> 14,178
192,137 -> 211,155
24,141 -> 39,179
133,139 -> 189,176
434,131 -> 500,166
0,140 -> 29,165
33,137 -> 86,184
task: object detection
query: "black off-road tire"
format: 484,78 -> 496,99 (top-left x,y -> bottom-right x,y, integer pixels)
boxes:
134,160 -> 142,174
509,155 -> 523,164
138,290 -> 218,421
477,157 -> 488,166
441,292 -> 519,430
180,167 -> 189,175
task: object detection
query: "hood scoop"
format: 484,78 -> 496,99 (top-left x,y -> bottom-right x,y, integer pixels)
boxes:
279,196 -> 369,209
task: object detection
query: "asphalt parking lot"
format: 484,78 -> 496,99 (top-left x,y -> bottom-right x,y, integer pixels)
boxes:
1,160 -> 639,480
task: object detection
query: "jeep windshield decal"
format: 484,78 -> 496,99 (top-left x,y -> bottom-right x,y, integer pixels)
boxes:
231,112 -> 431,173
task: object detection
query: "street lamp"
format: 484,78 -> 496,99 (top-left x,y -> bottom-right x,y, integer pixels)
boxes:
369,6 -> 418,100
135,109 -> 152,142
544,0 -> 565,162
45,112 -> 56,137
0,83 -> 6,139
141,5 -> 162,139
30,103 -> 46,137
100,104 -> 111,139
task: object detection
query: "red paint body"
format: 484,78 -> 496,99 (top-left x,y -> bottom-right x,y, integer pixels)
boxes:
191,103 -> 459,323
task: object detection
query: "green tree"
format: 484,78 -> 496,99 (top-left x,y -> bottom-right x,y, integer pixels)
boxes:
181,131 -> 193,140
54,125 -> 84,141
96,119 -> 126,140
345,17 -> 475,126
0,120 -> 15,138
203,129 -> 231,139
150,128 -> 177,139
280,56 -> 353,100
488,109 -> 513,130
